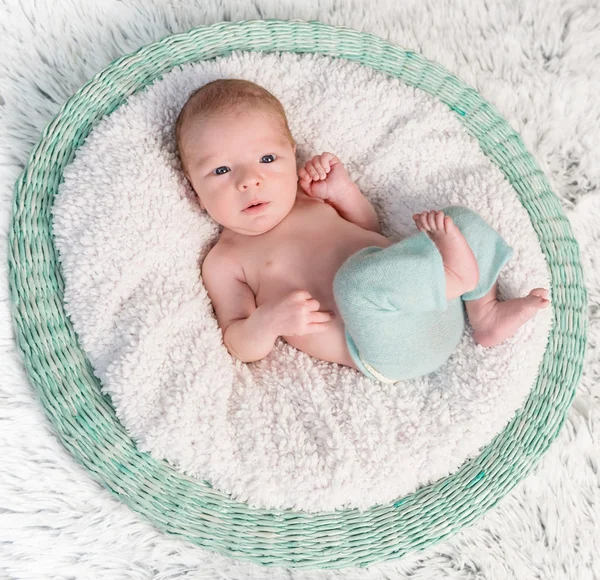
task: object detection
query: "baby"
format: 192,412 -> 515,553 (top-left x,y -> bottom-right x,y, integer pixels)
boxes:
175,79 -> 550,383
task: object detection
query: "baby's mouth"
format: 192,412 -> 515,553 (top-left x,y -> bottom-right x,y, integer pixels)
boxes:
243,202 -> 270,212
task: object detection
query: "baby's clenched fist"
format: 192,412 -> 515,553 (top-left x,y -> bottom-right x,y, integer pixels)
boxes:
298,152 -> 355,204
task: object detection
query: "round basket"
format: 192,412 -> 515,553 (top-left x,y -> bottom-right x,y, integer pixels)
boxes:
8,19 -> 588,569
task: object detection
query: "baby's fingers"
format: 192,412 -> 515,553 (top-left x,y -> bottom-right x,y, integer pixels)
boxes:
298,167 -> 311,181
320,152 -> 340,171
298,177 -> 312,195
315,153 -> 333,173
304,162 -> 320,181
313,160 -> 328,180
309,154 -> 332,179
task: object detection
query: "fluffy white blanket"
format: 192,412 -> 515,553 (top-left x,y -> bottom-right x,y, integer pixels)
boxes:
51,50 -> 552,512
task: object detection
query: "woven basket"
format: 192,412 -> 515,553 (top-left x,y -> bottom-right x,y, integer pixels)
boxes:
8,20 -> 587,569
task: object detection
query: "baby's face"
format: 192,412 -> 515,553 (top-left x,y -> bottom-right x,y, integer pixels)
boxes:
182,107 -> 298,236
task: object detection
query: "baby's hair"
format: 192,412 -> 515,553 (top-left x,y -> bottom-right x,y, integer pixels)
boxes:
175,78 -> 296,176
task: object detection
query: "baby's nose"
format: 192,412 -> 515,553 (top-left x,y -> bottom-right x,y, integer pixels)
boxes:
237,175 -> 262,190
240,180 -> 260,189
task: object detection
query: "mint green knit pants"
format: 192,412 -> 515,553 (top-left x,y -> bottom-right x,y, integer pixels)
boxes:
332,206 -> 514,382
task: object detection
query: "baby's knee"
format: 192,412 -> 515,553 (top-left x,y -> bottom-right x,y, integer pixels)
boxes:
333,247 -> 389,314
333,261 -> 368,307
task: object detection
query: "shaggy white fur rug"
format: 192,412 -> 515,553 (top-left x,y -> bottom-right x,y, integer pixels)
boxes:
1,0 -> 599,578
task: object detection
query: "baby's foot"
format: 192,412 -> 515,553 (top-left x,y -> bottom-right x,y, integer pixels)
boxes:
413,210 -> 479,300
471,288 -> 551,347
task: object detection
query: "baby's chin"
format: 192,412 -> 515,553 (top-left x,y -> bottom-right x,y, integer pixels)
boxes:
242,214 -> 285,236
214,212 -> 282,237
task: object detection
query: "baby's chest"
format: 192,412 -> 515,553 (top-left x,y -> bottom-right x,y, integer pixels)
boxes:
244,231 -> 343,306
246,237 -> 337,300
238,199 -> 367,305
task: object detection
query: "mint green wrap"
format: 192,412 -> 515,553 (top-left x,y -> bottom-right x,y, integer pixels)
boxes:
332,205 -> 514,382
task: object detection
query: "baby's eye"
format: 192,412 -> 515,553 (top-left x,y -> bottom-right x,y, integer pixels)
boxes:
260,154 -> 276,163
214,166 -> 230,175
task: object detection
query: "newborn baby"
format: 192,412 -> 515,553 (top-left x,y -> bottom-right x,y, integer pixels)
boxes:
175,78 -> 550,382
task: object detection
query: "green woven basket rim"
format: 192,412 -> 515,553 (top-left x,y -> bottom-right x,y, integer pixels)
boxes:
8,19 -> 588,569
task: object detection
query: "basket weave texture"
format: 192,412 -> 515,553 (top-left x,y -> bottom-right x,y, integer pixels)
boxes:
8,19 -> 588,570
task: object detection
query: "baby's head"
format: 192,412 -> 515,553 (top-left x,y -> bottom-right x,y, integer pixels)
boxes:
175,79 -> 298,236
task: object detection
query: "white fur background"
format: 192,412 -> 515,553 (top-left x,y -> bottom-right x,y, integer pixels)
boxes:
1,0 -> 599,578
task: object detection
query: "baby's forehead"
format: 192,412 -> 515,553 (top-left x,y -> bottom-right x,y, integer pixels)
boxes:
187,111 -> 288,142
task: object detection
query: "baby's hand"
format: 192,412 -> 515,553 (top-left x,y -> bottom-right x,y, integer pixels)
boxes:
298,152 -> 355,204
264,290 -> 335,337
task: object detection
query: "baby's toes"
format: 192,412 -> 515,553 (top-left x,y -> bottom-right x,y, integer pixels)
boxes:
528,290 -> 551,309
420,212 -> 433,231
443,215 -> 458,235
426,211 -> 438,231
529,288 -> 550,303
434,211 -> 445,231
413,214 -> 425,231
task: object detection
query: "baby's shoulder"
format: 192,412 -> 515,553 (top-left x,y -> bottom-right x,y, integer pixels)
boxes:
202,238 -> 244,279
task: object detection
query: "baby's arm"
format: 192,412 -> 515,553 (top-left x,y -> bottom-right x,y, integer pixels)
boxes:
299,153 -> 381,233
201,249 -> 277,363
327,184 -> 382,234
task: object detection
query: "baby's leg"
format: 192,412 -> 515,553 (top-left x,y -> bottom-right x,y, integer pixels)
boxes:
414,206 -> 550,347
413,210 -> 479,300
464,282 -> 550,347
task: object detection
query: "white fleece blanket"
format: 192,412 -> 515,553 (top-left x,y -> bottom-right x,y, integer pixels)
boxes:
51,50 -> 552,513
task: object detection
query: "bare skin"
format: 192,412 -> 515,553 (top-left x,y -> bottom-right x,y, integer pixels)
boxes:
412,210 -> 550,347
